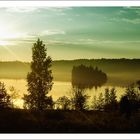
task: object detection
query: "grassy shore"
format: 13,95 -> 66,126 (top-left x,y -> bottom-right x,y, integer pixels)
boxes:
0,109 -> 140,133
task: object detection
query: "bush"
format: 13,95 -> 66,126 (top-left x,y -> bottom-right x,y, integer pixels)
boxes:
92,88 -> 118,111
120,84 -> 140,117
71,87 -> 89,111
0,82 -> 11,109
55,96 -> 71,110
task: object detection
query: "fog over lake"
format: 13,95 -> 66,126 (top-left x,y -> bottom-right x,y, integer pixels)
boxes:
0,79 -> 126,108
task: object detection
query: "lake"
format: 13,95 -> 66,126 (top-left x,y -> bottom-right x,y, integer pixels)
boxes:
0,79 -> 126,108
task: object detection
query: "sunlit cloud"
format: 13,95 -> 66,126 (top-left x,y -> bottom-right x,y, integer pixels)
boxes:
46,38 -> 140,47
110,17 -> 140,24
0,32 -> 35,40
117,9 -> 128,15
4,7 -> 72,13
77,38 -> 140,45
0,40 -> 15,46
45,7 -> 72,12
122,18 -> 140,24
40,30 -> 66,36
5,7 -> 40,13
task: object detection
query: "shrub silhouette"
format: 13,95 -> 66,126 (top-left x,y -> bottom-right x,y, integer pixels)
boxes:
136,80 -> 140,90
120,95 -> 131,118
9,86 -> 20,108
92,88 -> 118,111
92,92 -> 104,111
0,82 -> 11,108
55,96 -> 71,110
23,39 -> 53,111
104,88 -> 118,111
120,84 -> 140,118
71,87 -> 89,111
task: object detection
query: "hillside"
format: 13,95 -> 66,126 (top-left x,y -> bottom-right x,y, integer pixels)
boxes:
0,59 -> 140,86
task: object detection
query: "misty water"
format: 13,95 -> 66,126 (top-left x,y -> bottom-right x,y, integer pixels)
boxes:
1,79 -> 126,108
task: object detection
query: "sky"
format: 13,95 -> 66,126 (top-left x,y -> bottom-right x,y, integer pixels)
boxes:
0,7 -> 140,61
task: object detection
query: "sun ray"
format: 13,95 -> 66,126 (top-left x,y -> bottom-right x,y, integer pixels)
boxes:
1,45 -> 20,60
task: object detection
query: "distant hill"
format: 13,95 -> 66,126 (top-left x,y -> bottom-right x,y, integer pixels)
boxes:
0,59 -> 140,86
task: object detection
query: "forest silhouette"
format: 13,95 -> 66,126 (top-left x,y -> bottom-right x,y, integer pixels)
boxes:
0,39 -> 140,133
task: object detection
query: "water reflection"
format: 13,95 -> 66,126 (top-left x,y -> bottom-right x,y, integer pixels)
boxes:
1,79 -> 125,108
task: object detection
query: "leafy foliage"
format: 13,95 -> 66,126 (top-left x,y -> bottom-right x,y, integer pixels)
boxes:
71,87 -> 89,110
9,86 -> 20,108
23,39 -> 53,111
92,88 -> 118,111
0,82 -> 11,108
120,83 -> 140,117
55,96 -> 71,110
104,88 -> 118,110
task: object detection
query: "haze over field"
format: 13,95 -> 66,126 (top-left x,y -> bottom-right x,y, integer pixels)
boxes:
0,59 -> 140,86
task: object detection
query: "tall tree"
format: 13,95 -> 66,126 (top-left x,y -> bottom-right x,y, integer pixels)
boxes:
24,39 -> 53,110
